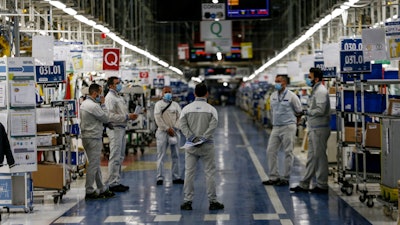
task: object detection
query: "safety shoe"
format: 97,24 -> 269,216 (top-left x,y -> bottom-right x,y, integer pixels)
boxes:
98,190 -> 116,199
120,184 -> 130,190
262,179 -> 279,185
309,187 -> 328,194
172,179 -> 184,184
275,180 -> 289,186
209,201 -> 224,210
289,185 -> 309,192
180,201 -> 192,210
110,184 -> 129,192
85,192 -> 99,200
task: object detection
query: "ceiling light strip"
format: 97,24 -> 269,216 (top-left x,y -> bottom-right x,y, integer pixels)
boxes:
245,0 -> 360,82
45,0 -> 182,76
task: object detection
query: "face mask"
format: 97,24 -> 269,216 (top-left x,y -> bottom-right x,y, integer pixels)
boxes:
116,83 -> 122,92
306,78 -> 313,87
95,95 -> 101,102
164,93 -> 172,101
274,83 -> 282,91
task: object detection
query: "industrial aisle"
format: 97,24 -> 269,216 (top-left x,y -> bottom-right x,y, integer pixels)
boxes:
0,106 -> 395,224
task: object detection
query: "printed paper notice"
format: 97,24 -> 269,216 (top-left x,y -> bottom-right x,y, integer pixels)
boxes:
10,110 -> 36,136
0,82 -> 6,107
10,81 -> 36,107
36,107 -> 60,124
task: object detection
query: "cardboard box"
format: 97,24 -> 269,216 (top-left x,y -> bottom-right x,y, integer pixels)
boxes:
31,163 -> 64,189
37,122 -> 63,145
344,127 -> 362,143
36,131 -> 57,146
365,123 -> 381,148
388,99 -> 400,116
329,87 -> 336,95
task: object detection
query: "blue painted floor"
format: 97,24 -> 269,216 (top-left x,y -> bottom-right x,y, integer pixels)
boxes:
50,106 -> 372,225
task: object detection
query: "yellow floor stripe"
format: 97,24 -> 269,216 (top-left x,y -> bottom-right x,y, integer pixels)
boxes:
123,161 -> 172,171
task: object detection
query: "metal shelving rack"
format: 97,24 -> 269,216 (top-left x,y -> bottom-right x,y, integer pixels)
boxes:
336,71 -> 400,212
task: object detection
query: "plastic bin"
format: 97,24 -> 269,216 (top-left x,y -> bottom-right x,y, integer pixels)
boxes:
330,114 -> 337,130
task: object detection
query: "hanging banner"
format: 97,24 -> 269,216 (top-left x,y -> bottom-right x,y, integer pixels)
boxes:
103,48 -> 120,71
200,21 -> 232,53
362,28 -> 388,62
385,20 -> 400,59
323,43 -> 340,68
202,3 -> 225,20
178,44 -> 189,60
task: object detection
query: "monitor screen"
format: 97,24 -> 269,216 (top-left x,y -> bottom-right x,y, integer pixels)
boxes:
155,0 -> 202,22
227,0 -> 270,19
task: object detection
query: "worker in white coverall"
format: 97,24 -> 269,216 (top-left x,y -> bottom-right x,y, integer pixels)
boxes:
80,83 -> 115,200
105,77 -> 138,192
290,67 -> 331,193
179,83 -> 224,211
262,75 -> 303,186
154,86 -> 183,185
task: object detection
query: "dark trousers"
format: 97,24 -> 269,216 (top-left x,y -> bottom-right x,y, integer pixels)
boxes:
0,123 -> 15,167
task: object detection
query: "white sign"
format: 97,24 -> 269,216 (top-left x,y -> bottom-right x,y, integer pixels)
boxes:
300,55 -> 315,74
201,21 -> 232,53
32,35 -> 54,66
323,43 -> 340,68
202,3 -> 225,20
200,21 -> 232,40
362,28 -> 388,62
205,40 -> 231,53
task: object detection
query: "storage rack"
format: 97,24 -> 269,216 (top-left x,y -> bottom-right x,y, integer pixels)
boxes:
336,71 -> 400,212
0,57 -> 37,214
34,102 -> 74,203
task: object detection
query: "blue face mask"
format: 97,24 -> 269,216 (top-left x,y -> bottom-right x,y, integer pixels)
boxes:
164,93 -> 172,101
116,83 -> 122,92
95,95 -> 101,102
274,83 -> 282,91
306,78 -> 313,87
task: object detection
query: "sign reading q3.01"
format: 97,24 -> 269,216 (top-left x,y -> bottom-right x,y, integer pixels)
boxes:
103,48 -> 120,71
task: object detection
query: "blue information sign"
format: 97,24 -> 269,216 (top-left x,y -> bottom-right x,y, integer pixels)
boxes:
340,38 -> 371,73
153,78 -> 165,89
314,61 -> 337,78
35,61 -> 66,83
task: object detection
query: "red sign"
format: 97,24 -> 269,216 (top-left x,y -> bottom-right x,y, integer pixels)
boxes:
178,44 -> 189,60
103,48 -> 120,70
139,71 -> 149,78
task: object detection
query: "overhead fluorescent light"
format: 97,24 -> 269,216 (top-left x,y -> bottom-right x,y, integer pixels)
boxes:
74,15 -> 88,23
63,8 -> 77,16
49,1 -> 66,9
247,0 -> 359,81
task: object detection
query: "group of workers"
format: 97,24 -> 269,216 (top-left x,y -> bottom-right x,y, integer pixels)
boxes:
78,67 -> 331,211
80,80 -> 225,210
262,67 -> 332,194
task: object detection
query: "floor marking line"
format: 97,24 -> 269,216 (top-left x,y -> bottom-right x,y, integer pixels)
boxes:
234,112 -> 287,215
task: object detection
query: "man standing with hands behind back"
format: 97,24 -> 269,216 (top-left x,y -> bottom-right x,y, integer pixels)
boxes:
179,83 -> 224,211
262,75 -> 303,186
154,86 -> 183,185
105,77 -> 138,192
290,67 -> 331,193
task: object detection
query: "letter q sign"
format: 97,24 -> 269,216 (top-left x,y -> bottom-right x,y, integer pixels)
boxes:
103,48 -> 120,71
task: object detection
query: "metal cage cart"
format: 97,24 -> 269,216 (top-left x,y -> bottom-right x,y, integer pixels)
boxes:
34,101 -> 77,204
124,85 -> 154,154
336,58 -> 400,214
